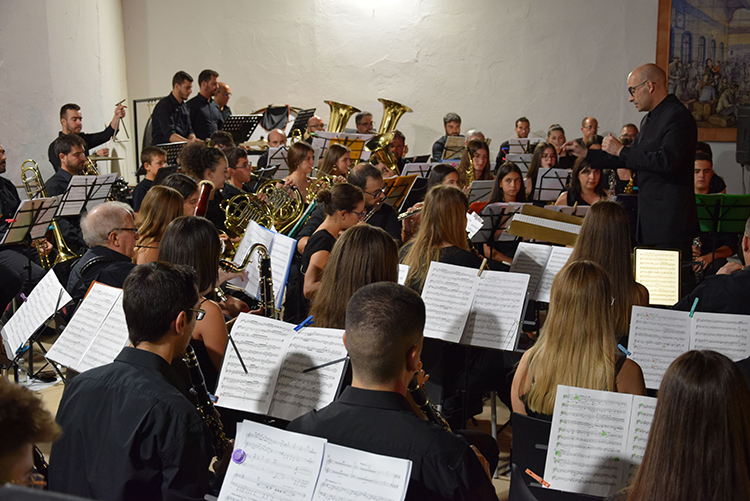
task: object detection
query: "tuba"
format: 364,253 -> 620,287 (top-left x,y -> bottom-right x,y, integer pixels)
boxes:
21,160 -> 79,268
325,100 -> 360,133
365,99 -> 413,175
255,179 -> 305,234
377,98 -> 413,135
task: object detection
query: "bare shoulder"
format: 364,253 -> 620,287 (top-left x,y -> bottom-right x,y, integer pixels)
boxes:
616,358 -> 647,396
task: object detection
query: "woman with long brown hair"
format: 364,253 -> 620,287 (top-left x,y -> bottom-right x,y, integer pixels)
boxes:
133,185 -> 184,265
555,157 -> 608,206
318,143 -> 351,177
309,225 -> 398,329
400,185 -> 482,293
568,200 -> 648,339
609,350 -> 750,501
283,141 -> 315,201
457,139 -> 493,186
525,142 -> 558,199
511,260 -> 646,419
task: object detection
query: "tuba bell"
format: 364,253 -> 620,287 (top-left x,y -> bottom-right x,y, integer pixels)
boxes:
365,99 -> 413,175
377,98 -> 413,135
325,100 -> 361,133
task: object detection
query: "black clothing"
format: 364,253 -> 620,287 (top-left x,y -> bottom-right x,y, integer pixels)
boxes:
131,178 -> 154,211
257,150 -> 269,168
297,202 -> 402,244
586,95 -> 698,248
49,347 -> 213,501
431,135 -> 465,163
0,263 -> 22,313
709,173 -> 727,194
0,176 -> 21,231
205,191 -> 227,232
151,93 -> 193,145
495,140 -> 510,167
286,229 -> 337,325
220,105 -> 232,123
221,182 -> 243,201
574,134 -> 604,147
301,229 -> 337,274
694,230 -> 739,276
674,265 -> 750,314
44,167 -> 73,196
43,169 -> 86,253
564,189 -> 597,207
399,244 -> 483,294
187,94 -> 224,140
287,387 -> 498,501
67,246 -> 136,302
47,126 -> 117,172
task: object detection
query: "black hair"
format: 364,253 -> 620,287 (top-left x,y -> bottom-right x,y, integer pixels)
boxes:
348,163 -> 382,190
427,164 -> 459,188
59,103 -> 80,120
225,147 -> 248,169
198,69 -> 219,86
158,216 -> 220,294
209,131 -> 234,149
172,70 -> 193,87
54,133 -> 86,158
490,162 -> 527,203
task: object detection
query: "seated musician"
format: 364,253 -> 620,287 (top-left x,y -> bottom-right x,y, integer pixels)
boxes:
511,260 -> 646,420
50,262 -> 225,500
151,71 -> 197,145
0,142 -> 46,291
431,112 -> 463,162
692,151 -> 735,275
458,139 -> 492,187
495,117 -> 530,166
318,143 -> 350,178
47,101 -> 125,172
133,186 -> 184,265
179,144 -> 229,231
696,141 -> 728,193
67,201 -> 137,303
257,128 -> 287,168
214,82 -> 232,122
44,134 -> 91,254
479,162 -> 526,267
159,173 -> 200,215
574,116 -> 604,147
401,165 -> 461,245
282,141 -> 314,202
209,130 -> 234,149
555,157 -> 608,206
0,378 -> 61,486
222,147 -> 250,199
547,123 -> 574,169
296,163 -> 401,255
131,146 -> 167,212
304,115 -> 325,143
187,69 -> 222,141
288,282 -> 499,501
388,130 -> 408,172
524,141 -> 557,199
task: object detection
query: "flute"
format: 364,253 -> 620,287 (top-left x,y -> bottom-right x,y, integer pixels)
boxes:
397,206 -> 423,221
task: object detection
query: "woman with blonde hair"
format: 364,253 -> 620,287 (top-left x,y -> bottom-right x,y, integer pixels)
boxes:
133,185 -> 184,264
511,260 -> 646,419
568,200 -> 648,339
309,225 -> 398,329
400,185 -> 482,293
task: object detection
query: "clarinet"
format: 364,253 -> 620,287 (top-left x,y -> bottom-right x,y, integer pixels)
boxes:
255,244 -> 277,319
183,345 -> 232,459
407,372 -> 451,431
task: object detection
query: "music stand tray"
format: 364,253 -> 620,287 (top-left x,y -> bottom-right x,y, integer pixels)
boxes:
155,141 -> 187,165
384,175 -> 418,212
287,108 -> 316,137
695,194 -> 750,234
467,180 -> 494,205
221,115 -> 262,145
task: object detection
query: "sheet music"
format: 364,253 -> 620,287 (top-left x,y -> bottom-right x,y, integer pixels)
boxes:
629,306 -> 691,389
509,243 -> 552,298
691,312 -> 750,361
0,197 -> 60,245
461,271 -> 530,351
400,163 -> 431,178
545,385 -> 633,497
511,214 -> 581,235
623,395 -> 657,487
46,283 -> 122,370
29,197 -> 61,239
269,232 -> 297,310
533,246 -> 574,303
634,248 -> 680,306
268,327 -> 347,421
1,270 -> 71,356
465,211 -> 483,239
75,295 -> 129,373
312,443 -> 411,501
215,313 -> 292,414
218,420 -> 326,501
230,220 -> 275,298
397,264 -> 410,286
420,262 -> 480,343
86,173 -> 118,211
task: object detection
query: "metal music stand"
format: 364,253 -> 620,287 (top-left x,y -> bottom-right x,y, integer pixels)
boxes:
155,141 -> 187,166
221,115 -> 262,145
467,180 -> 495,205
311,132 -> 373,165
506,153 -> 533,176
267,147 -> 289,178
695,193 -> 750,269
534,168 -> 570,203
442,136 -> 465,160
287,108 -> 316,138
400,162 -> 433,178
384,175 -> 418,212
56,174 -> 118,218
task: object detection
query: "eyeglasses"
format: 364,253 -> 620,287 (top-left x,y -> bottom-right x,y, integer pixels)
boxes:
628,80 -> 649,96
222,92 -> 231,97
352,209 -> 367,220
364,187 -> 387,198
188,308 -> 206,321
109,227 -> 138,236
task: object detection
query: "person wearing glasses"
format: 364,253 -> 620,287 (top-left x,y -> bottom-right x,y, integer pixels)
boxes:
50,262 -> 225,501
574,116 -> 604,147
67,201 -> 138,303
214,81 -> 232,122
564,64 -> 699,293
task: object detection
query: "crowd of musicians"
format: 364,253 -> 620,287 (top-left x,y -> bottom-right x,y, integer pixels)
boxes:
2,63 -> 750,501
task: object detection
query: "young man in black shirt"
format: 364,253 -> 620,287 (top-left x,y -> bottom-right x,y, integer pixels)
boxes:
50,262 -> 226,501
187,69 -> 223,140
431,112 -> 463,162
132,146 -> 167,211
288,282 -> 498,501
151,71 -> 197,145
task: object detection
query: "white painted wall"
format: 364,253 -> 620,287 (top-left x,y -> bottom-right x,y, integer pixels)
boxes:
0,0 -> 132,186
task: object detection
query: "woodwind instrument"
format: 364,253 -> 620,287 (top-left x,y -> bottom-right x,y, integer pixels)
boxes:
407,372 -> 451,431
398,206 -> 423,221
361,198 -> 385,223
183,345 -> 231,459
193,180 -> 214,217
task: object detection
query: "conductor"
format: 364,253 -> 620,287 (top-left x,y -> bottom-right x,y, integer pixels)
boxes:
564,63 -> 698,259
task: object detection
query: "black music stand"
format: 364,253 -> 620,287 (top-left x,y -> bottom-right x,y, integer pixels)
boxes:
287,108 -> 316,138
311,132 -> 372,165
57,174 -> 118,217
467,180 -> 495,205
384,175 -> 418,212
506,153 -> 533,176
400,162 -> 433,178
221,115 -> 262,145
155,141 -> 187,165
533,168 -> 570,204
403,154 -> 430,163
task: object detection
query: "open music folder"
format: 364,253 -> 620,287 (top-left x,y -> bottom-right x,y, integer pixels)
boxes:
420,262 -> 530,350
214,313 -> 348,421
629,305 -> 750,389
509,242 -> 574,303
545,385 -> 657,497
218,420 -> 411,501
229,219 -> 295,311
45,282 -> 128,374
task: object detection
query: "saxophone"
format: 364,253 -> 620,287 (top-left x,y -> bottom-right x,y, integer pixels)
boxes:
183,344 -> 232,459
219,243 -> 278,319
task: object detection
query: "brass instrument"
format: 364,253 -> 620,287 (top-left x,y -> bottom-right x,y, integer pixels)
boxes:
255,179 -> 305,234
364,99 -> 413,175
219,243 -> 278,319
83,156 -> 131,202
83,156 -> 99,175
325,100 -> 361,133
398,206 -> 423,221
377,98 -> 413,135
20,160 -> 79,268
220,193 -> 275,241
466,154 -> 476,185
290,128 -> 303,144
183,345 -> 231,459
306,174 -> 337,204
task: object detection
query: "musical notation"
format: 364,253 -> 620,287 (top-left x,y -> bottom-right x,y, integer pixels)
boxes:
421,262 -> 479,343
534,246 -> 574,303
691,313 -> 750,361
629,306 -> 691,389
634,248 -> 680,306
509,243 -> 573,302
545,385 -> 657,497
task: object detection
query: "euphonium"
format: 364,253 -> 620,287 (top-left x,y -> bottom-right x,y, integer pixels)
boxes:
377,98 -> 413,135
325,100 -> 361,133
20,160 -> 79,268
365,132 -> 400,175
255,179 -> 305,234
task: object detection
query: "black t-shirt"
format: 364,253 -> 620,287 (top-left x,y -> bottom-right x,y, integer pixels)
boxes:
47,126 -> 116,171
187,94 -> 224,140
205,191 -> 227,232
131,178 -> 153,211
301,229 -> 337,274
151,93 -> 193,145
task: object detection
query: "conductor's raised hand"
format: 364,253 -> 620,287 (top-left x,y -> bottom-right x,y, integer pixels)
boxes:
562,140 -> 587,158
602,133 -> 624,157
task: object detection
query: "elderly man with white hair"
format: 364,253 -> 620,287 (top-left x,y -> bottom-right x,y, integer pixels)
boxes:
67,201 -> 138,302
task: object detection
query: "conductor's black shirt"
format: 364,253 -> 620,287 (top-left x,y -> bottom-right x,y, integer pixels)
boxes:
47,126 -> 116,172
151,93 -> 194,145
187,94 -> 224,140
